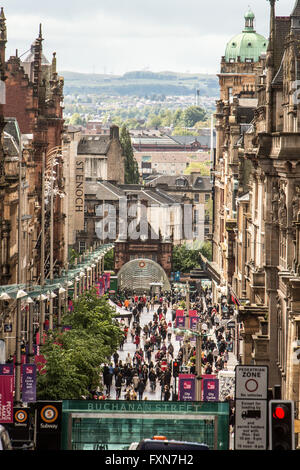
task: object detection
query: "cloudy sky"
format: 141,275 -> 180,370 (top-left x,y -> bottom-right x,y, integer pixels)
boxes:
0,0 -> 296,75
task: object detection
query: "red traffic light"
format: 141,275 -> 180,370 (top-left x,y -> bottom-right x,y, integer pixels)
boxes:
273,406 -> 286,420
174,362 -> 178,367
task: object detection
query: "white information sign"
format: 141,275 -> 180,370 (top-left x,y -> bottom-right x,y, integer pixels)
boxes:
235,400 -> 267,450
234,365 -> 268,451
235,366 -> 268,400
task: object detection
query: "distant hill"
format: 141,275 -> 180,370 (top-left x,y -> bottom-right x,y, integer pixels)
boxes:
59,70 -> 219,97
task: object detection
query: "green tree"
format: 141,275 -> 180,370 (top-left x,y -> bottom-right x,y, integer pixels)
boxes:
172,241 -> 212,273
172,244 -> 201,273
146,113 -> 162,128
69,112 -> 85,126
173,109 -> 183,127
120,125 -> 140,184
172,127 -> 198,136
184,161 -> 211,176
104,249 -> 115,271
182,106 -> 207,127
37,290 -> 123,399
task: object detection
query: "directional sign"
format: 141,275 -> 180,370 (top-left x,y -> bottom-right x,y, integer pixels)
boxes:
235,365 -> 268,400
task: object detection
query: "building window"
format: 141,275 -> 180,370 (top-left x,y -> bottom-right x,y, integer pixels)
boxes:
205,194 -> 210,202
79,241 -> 86,253
194,194 -> 199,203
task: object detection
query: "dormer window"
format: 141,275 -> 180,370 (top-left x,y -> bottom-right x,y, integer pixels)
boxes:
176,177 -> 187,187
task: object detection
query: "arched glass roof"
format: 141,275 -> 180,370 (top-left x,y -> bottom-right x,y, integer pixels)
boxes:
117,258 -> 171,293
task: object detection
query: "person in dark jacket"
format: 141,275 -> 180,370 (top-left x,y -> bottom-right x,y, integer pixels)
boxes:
163,385 -> 171,401
138,380 -> 146,400
103,364 -> 112,396
115,372 -> 123,399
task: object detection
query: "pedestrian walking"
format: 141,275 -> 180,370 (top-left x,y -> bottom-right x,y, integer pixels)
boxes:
138,380 -> 146,400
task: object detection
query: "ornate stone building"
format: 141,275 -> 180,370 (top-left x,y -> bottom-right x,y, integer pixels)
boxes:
212,0 -> 300,401
211,8 -> 268,293
1,14 -> 65,282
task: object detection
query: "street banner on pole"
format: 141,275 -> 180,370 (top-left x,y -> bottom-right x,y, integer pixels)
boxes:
175,314 -> 185,340
22,364 -> 36,403
189,310 -> 197,316
189,315 -> 199,330
0,364 -> 14,423
178,374 -> 196,401
176,309 -> 184,315
203,378 -> 219,401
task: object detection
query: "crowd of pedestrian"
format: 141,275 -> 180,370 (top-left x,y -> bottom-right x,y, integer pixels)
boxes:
100,288 -> 236,401
102,294 -> 177,401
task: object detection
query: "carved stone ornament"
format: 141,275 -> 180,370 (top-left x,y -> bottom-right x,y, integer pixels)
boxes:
278,182 -> 287,226
271,181 -> 279,223
292,184 -> 300,221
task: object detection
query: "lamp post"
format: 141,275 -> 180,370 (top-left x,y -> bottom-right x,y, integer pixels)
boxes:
45,147 -> 64,332
15,142 -> 23,405
26,297 -> 34,364
174,323 -> 203,402
58,286 -> 66,333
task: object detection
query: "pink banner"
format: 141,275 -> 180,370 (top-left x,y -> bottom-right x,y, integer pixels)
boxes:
176,310 -> 184,316
0,365 -> 14,423
35,355 -> 47,375
189,310 -> 197,316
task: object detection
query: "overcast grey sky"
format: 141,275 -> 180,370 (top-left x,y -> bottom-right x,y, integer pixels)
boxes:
0,0 -> 296,75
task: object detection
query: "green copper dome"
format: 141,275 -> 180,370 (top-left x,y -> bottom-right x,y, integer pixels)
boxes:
225,10 -> 268,63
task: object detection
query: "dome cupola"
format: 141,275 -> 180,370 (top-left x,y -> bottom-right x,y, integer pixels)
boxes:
225,9 -> 268,63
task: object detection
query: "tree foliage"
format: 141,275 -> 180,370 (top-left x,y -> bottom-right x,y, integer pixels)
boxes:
172,242 -> 212,273
104,249 -> 115,271
182,106 -> 207,127
120,125 -> 140,184
37,290 -> 123,400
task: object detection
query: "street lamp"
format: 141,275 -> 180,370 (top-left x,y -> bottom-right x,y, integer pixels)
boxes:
174,323 -> 203,401
44,147 -> 64,331
58,286 -> 66,333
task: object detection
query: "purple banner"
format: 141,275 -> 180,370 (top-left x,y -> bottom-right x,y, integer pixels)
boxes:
178,374 -> 196,401
0,365 -> 14,423
22,364 -> 36,403
203,378 -> 219,401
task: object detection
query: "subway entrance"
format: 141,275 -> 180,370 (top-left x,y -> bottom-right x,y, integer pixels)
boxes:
61,400 -> 229,450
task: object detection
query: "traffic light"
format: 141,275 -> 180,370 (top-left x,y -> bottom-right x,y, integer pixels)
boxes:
173,360 -> 180,378
269,400 -> 294,450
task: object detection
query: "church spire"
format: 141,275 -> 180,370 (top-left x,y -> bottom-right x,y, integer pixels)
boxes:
266,0 -> 278,133
0,7 -> 7,64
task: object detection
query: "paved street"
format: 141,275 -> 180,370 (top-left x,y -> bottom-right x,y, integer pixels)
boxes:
107,300 -> 239,401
